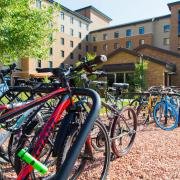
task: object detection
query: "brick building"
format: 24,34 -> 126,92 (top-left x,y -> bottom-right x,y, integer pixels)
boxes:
17,0 -> 180,87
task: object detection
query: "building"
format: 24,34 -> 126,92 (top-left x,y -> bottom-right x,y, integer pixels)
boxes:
18,0 -> 180,87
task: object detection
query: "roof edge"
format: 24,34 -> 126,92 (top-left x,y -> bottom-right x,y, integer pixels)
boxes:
90,14 -> 171,34
48,0 -> 92,23
75,6 -> 112,22
107,47 -> 176,72
168,1 -> 180,10
135,44 -> 180,58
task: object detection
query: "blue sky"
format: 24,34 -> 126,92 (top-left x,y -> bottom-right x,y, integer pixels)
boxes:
56,0 -> 177,26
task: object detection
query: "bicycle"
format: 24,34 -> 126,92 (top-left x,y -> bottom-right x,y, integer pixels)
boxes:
153,87 -> 180,131
79,70 -> 137,158
10,55 -> 110,179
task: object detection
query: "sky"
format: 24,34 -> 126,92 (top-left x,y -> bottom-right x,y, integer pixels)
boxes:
55,0 -> 177,26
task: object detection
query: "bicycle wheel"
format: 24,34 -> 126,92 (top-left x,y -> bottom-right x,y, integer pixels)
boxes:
130,98 -> 149,124
153,101 -> 178,131
111,107 -> 137,157
57,120 -> 111,180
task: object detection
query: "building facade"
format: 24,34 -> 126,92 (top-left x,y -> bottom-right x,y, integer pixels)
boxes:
18,0 -> 180,87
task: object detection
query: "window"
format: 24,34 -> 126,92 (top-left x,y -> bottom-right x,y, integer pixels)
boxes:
60,25 -> 64,33
60,38 -> 64,45
49,48 -> 53,56
60,12 -> 64,20
163,38 -> 170,45
103,44 -> 108,51
79,21 -> 82,27
164,24 -> 171,32
93,46 -> 97,52
48,61 -> 53,68
86,45 -> 89,52
93,36 -> 97,42
70,28 -> 74,36
86,24 -> 89,31
37,59 -> 41,68
78,54 -> 82,60
36,0 -> 41,9
103,34 -> 108,40
60,50 -> 65,57
114,43 -> 120,49
78,43 -> 82,50
49,22 -> 53,28
70,53 -> 74,59
126,29 -> 132,37
49,34 -> 53,41
114,32 -> 119,38
86,35 -> 89,41
79,32 -> 82,39
126,41 -> 132,48
70,41 -> 74,48
139,27 -> 145,35
70,16 -> 74,24
139,39 -> 145,45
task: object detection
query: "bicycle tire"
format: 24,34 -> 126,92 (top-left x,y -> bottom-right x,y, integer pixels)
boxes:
56,120 -> 111,180
153,101 -> 178,131
111,107 -> 137,157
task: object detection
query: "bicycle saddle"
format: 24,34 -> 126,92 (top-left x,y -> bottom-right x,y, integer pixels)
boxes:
113,83 -> 129,90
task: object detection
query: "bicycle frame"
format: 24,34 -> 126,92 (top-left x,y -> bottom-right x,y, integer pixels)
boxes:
0,87 -> 71,179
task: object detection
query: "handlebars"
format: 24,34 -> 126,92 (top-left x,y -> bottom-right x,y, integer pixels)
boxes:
36,55 -> 108,78
0,63 -> 22,76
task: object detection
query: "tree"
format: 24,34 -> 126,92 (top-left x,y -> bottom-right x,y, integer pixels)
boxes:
0,0 -> 59,64
133,59 -> 148,91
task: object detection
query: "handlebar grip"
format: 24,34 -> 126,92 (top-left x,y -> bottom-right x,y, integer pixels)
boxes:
15,68 -> 22,71
74,55 -> 107,72
90,55 -> 107,65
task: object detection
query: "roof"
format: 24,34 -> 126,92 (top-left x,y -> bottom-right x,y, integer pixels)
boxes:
48,0 -> 91,23
107,47 -> 176,72
75,6 -> 112,22
134,44 -> 180,58
90,14 -> 171,33
168,1 -> 180,10
103,63 -> 135,72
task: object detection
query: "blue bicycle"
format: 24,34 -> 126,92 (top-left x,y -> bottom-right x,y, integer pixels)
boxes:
153,88 -> 180,131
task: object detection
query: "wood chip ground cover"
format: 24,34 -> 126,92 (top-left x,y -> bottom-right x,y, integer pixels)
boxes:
2,123 -> 180,179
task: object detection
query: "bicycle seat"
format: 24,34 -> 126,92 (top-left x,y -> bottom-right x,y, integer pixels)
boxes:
113,83 -> 129,90
91,81 -> 107,86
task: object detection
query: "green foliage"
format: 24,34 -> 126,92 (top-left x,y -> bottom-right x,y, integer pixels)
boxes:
43,76 -> 50,83
0,0 -> 60,64
134,60 -> 148,91
73,53 -> 97,87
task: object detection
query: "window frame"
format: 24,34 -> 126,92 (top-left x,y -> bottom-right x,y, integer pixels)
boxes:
126,29 -> 132,37
37,59 -> 42,68
139,27 -> 145,35
61,50 -> 65,58
103,33 -> 108,40
60,38 -> 64,45
60,25 -> 65,33
70,41 -> 74,48
114,32 -> 119,38
126,41 -> 132,48
70,16 -> 74,24
48,61 -> 53,68
163,24 -> 171,32
70,28 -> 74,36
60,12 -> 65,20
36,0 -> 41,9
163,38 -> 170,46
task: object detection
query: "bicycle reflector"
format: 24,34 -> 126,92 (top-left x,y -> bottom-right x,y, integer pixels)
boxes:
18,148 -> 48,174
